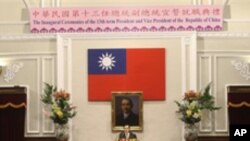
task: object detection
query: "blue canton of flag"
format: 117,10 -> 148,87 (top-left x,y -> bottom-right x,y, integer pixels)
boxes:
88,49 -> 126,74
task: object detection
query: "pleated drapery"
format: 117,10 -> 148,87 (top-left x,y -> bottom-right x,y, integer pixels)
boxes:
0,87 -> 26,141
228,86 -> 250,125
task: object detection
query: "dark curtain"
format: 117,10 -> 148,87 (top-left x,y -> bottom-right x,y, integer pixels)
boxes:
0,87 -> 26,141
228,86 -> 250,125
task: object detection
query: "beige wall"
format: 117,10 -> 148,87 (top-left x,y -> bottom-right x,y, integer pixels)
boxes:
0,39 -> 56,137
1,0 -> 250,141
71,38 -> 182,141
197,37 -> 250,135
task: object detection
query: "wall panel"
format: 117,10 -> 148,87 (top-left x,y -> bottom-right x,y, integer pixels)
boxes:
0,39 -> 56,137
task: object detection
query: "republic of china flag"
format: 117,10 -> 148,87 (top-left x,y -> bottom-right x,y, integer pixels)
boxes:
88,48 -> 166,101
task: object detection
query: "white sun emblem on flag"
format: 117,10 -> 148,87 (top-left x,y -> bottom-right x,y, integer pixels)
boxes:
98,52 -> 116,71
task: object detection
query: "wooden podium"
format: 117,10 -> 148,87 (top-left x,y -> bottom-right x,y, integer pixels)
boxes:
228,86 -> 250,125
0,86 -> 27,141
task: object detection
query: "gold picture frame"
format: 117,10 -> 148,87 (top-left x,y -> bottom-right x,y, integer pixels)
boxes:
112,91 -> 143,131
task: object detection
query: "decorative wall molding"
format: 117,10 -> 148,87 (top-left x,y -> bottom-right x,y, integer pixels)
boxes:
198,55 -> 213,133
3,57 -> 41,135
4,62 -> 24,83
66,38 -> 73,141
198,50 -> 250,53
22,0 -> 58,9
193,0 -> 213,5
0,34 -> 56,40
231,59 -> 250,80
224,19 -> 250,23
208,55 -> 228,133
223,0 -> 229,7
0,21 -> 29,25
56,35 -> 65,90
198,32 -> 250,38
184,37 -> 192,46
209,0 -> 213,5
41,57 -> 56,134
197,52 -> 250,134
194,0 -> 213,5
0,32 -> 250,41
63,38 -> 71,47
189,33 -> 198,90
22,0 -> 31,11
0,53 -> 56,137
61,32 -> 195,40
56,0 -> 60,7
181,36 -> 188,141
0,52 -> 56,56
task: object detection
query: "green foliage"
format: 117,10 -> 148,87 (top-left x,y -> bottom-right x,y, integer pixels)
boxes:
198,83 -> 221,111
41,83 -> 76,125
175,83 -> 220,125
41,83 -> 57,104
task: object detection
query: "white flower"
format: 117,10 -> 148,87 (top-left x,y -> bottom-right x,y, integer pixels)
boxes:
181,100 -> 189,107
193,112 -> 201,119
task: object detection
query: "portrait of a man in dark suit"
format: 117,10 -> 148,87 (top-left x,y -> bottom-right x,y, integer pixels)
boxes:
116,97 -> 139,126
112,92 -> 143,131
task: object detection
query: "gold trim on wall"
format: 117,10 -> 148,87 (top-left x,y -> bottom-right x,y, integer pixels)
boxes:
0,102 -> 26,109
228,101 -> 250,108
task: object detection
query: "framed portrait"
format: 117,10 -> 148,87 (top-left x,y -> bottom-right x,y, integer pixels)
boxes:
112,91 -> 143,131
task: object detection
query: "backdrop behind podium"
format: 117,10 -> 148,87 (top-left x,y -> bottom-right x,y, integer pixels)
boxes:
228,86 -> 250,125
0,87 -> 26,141
117,139 -> 138,141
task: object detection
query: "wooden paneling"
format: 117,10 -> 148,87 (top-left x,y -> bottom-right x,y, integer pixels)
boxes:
198,136 -> 229,141
25,136 -> 229,141
25,137 -> 56,141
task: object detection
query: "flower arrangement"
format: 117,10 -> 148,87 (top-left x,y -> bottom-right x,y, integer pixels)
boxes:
41,83 -> 76,125
175,83 -> 220,125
